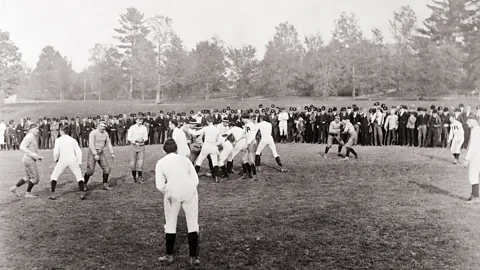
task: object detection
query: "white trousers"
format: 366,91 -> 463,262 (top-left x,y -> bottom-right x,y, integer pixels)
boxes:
255,136 -> 279,157
228,138 -> 246,162
195,142 -> 218,167
178,145 -> 191,158
164,191 -> 199,234
50,160 -> 84,182
469,157 -> 480,185
279,123 -> 287,136
450,138 -> 464,154
218,141 -> 233,167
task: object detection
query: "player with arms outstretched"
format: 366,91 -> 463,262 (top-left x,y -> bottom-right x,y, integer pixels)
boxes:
254,116 -> 287,172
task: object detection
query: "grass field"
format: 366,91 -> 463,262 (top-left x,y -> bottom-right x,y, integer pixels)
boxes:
1,143 -> 479,269
2,96 -> 480,121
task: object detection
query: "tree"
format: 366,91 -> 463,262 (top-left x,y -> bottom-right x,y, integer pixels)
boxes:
131,38 -> 157,100
260,22 -> 304,97
87,44 -> 124,100
114,7 -> 150,99
162,34 -> 191,99
226,45 -> 260,100
0,29 -> 23,97
418,0 -> 480,89
191,37 -> 226,100
34,46 -> 74,100
332,12 -> 364,48
389,5 -> 418,91
148,15 -> 176,102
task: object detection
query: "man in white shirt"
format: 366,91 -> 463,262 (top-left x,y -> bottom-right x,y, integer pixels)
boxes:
278,108 -> 289,143
49,125 -> 86,200
224,122 -> 246,174
464,118 -> 480,203
156,139 -> 200,266
127,116 -> 149,183
448,112 -> 464,164
187,117 -> 221,183
241,114 -> 258,179
255,116 -> 286,172
169,119 -> 190,158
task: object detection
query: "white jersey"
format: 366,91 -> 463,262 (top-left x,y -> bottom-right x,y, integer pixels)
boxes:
53,134 -> 83,164
155,153 -> 198,201
189,124 -> 220,144
244,121 -> 257,145
256,121 -> 272,138
449,120 -> 464,142
225,126 -> 245,142
172,128 -> 190,156
217,124 -> 229,136
466,125 -> 480,161
127,124 -> 148,144
278,112 -> 289,125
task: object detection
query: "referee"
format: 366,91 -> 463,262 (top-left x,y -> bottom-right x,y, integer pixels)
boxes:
127,116 -> 148,183
156,139 -> 200,266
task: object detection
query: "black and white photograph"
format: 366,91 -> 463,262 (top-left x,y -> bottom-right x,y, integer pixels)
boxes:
1,0 -> 480,269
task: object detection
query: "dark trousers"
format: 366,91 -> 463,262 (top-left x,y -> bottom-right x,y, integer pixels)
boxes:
441,127 -> 449,148
407,128 -> 415,146
398,126 -> 407,146
117,131 -> 124,146
42,135 -> 50,149
159,129 -> 166,144
318,126 -> 327,144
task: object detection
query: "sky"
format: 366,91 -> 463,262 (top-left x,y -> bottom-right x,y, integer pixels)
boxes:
0,0 -> 432,72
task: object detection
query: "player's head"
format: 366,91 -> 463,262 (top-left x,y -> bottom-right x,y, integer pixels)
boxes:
29,123 -> 39,136
60,125 -> 70,135
449,115 -> 455,123
169,119 -> 178,130
334,115 -> 340,123
135,116 -> 143,125
467,118 -> 478,129
206,116 -> 214,125
163,139 -> 178,154
97,121 -> 107,133
241,113 -> 250,124
222,118 -> 229,126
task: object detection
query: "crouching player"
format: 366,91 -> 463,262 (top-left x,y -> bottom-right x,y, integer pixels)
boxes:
341,118 -> 359,160
49,125 -> 86,200
156,139 -> 200,266
324,115 -> 344,158
448,112 -> 464,164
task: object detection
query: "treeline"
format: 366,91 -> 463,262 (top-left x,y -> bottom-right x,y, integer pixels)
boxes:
1,0 -> 480,101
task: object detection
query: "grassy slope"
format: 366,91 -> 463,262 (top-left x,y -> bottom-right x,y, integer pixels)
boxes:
0,144 -> 479,269
1,96 -> 480,120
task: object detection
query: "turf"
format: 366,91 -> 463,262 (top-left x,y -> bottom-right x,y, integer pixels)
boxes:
0,144 -> 479,269
1,96 -> 480,120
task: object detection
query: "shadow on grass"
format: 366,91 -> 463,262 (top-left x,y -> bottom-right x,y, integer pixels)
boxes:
410,181 -> 465,201
418,152 -> 453,164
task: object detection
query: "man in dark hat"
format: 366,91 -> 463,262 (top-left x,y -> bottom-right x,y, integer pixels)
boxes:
156,139 -> 201,266
84,116 -> 95,148
426,109 -> 442,147
10,123 -> 43,198
440,107 -> 450,148
416,108 -> 428,147
398,105 -> 409,146
40,117 -> 51,149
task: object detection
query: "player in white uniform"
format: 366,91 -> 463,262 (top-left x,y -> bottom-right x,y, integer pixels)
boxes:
156,139 -> 200,266
255,116 -> 286,172
216,118 -> 234,178
241,114 -> 258,179
448,112 -> 464,164
278,108 -> 289,143
224,123 -> 246,174
188,117 -> 221,182
49,125 -> 86,200
464,118 -> 480,203
169,119 -> 190,158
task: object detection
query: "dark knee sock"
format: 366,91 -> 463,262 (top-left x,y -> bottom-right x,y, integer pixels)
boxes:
275,156 -> 283,167
246,163 -> 252,177
26,181 -> 35,192
188,232 -> 199,257
195,165 -> 200,173
454,153 -> 460,160
207,156 -> 214,171
338,145 -> 343,153
132,171 -> 137,181
137,171 -> 142,177
212,166 -> 219,177
165,233 -> 176,255
15,179 -> 26,187
51,180 -> 57,192
102,174 -> 109,184
325,147 -> 330,154
84,173 -> 90,185
255,155 -> 261,166
221,165 -> 229,178
227,161 -> 233,173
350,148 -> 358,157
251,164 -> 256,176
242,163 -> 248,175
473,184 -> 479,198
78,180 -> 85,192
